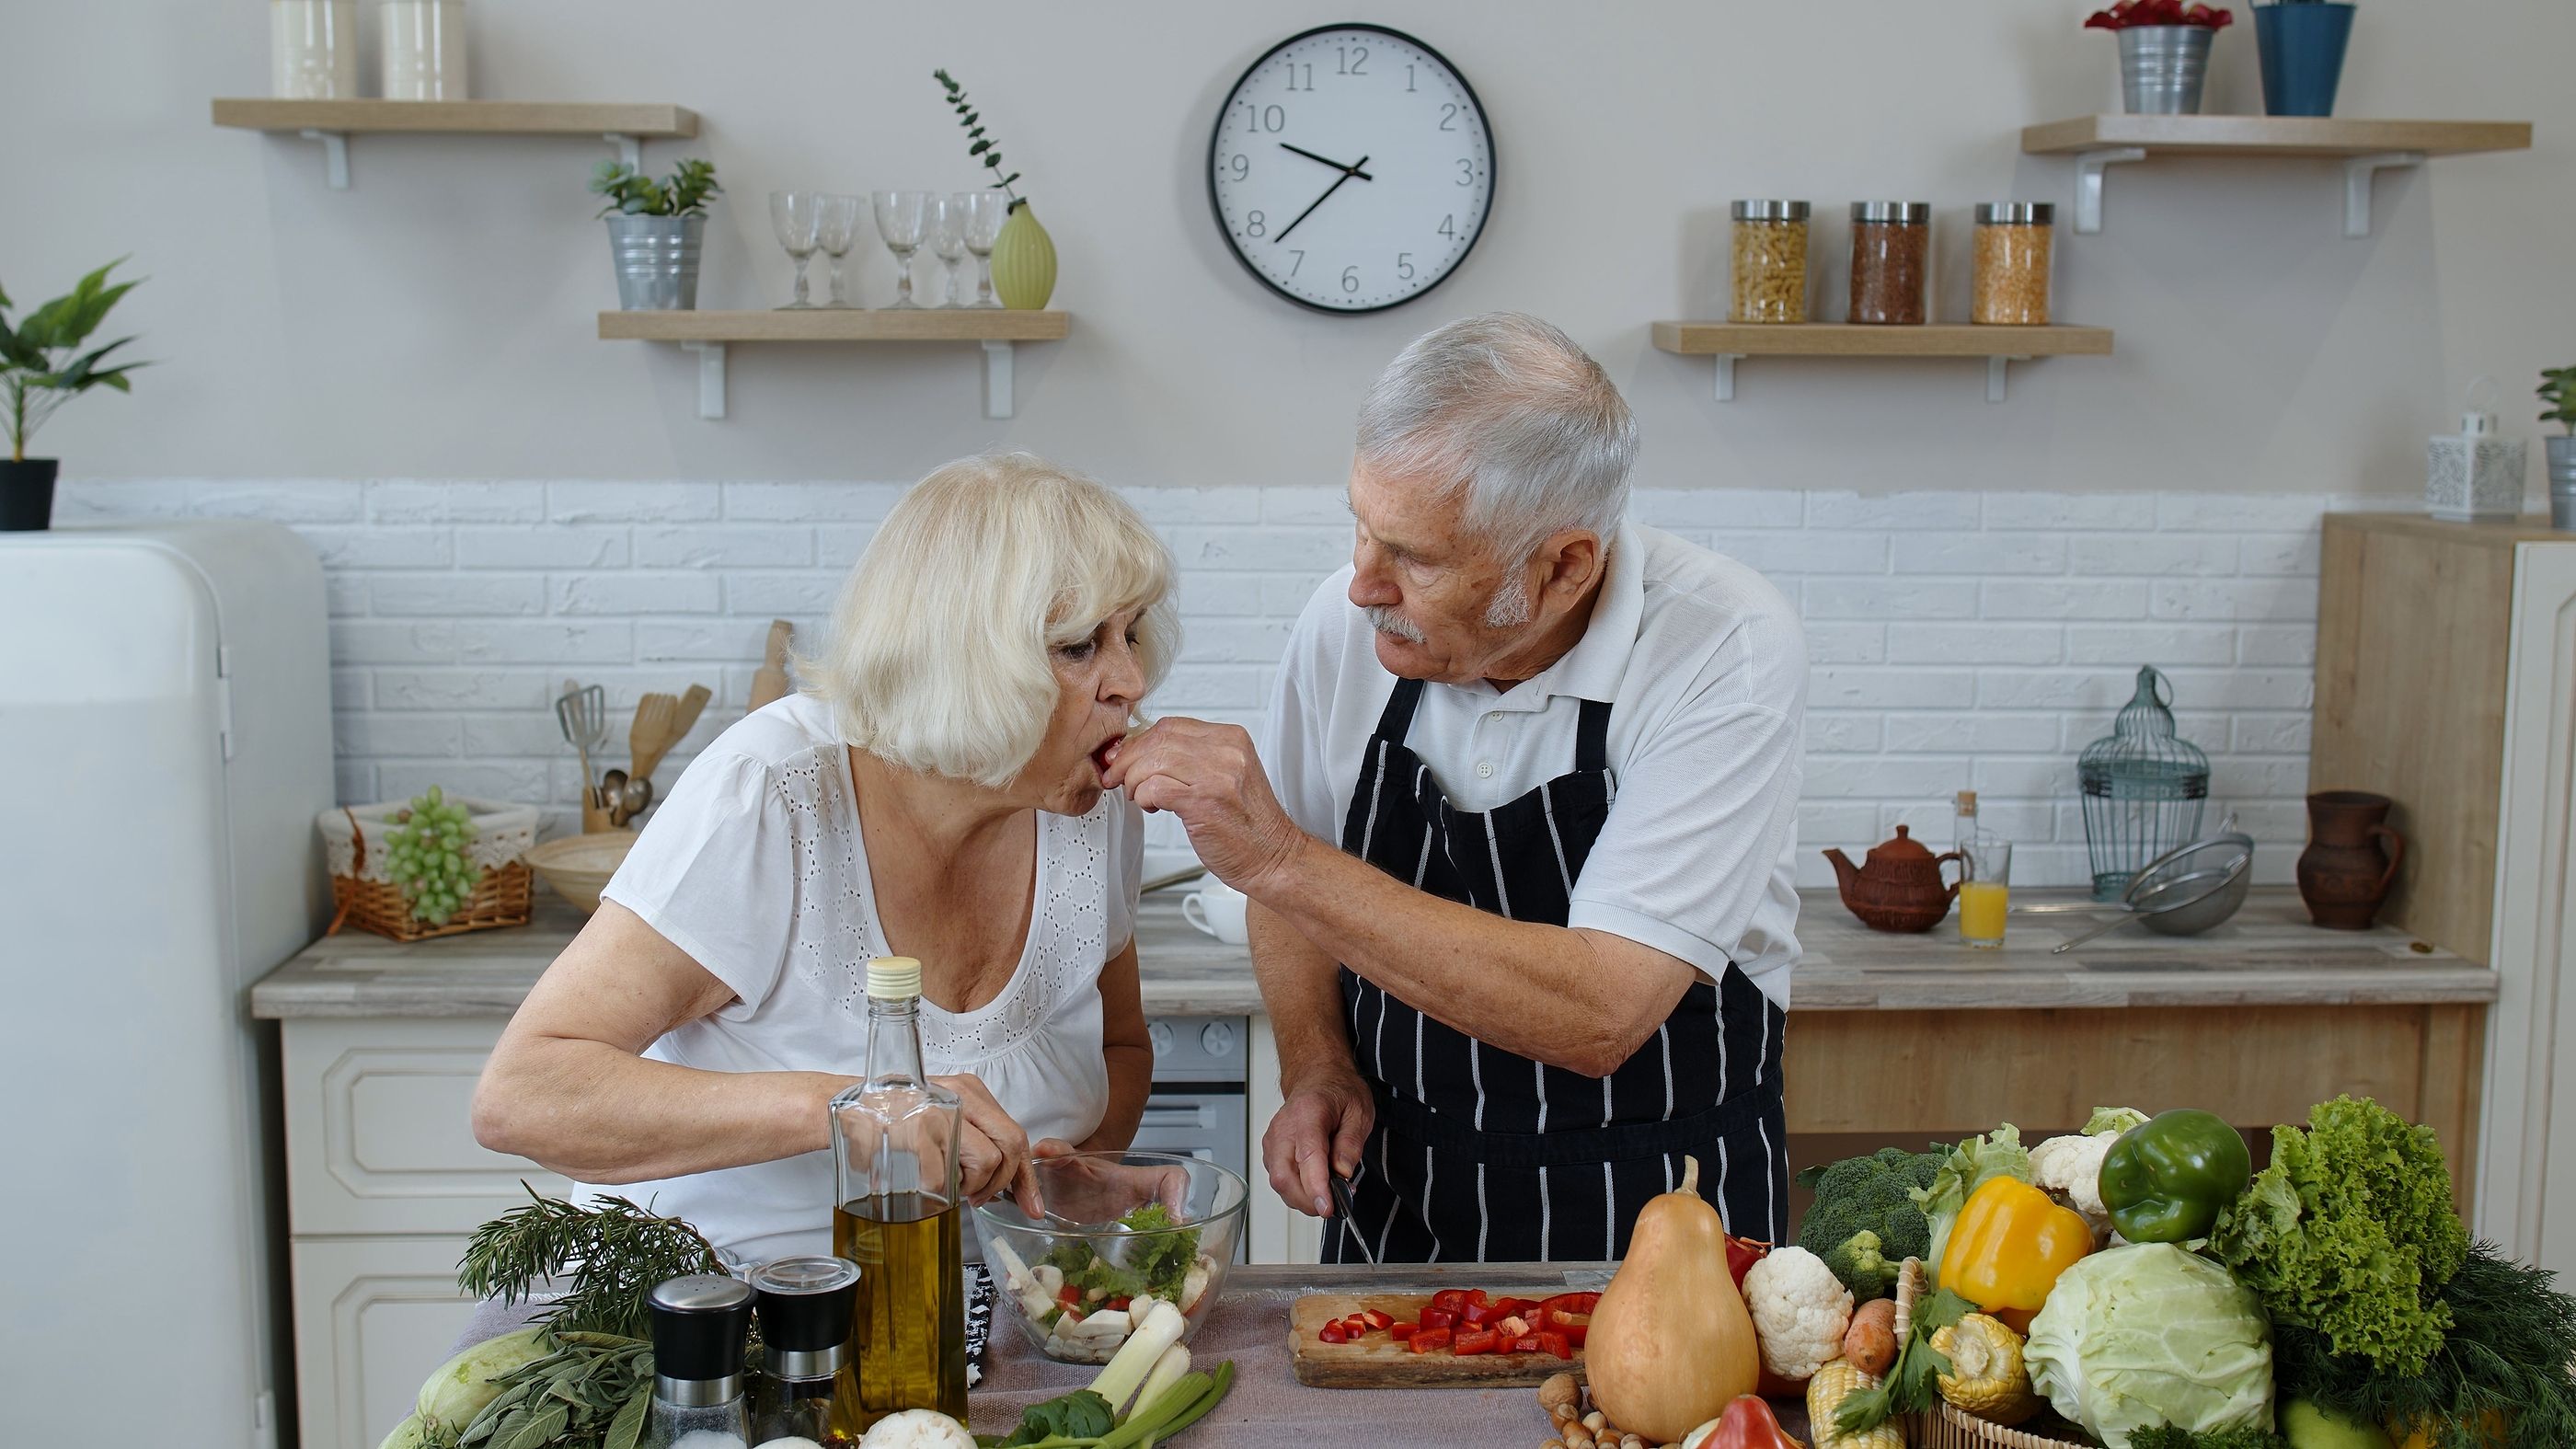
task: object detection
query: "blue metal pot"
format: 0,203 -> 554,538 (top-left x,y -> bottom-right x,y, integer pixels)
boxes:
2254,2 -> 2356,117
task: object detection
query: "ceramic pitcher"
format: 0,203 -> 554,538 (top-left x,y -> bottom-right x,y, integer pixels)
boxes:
2295,790 -> 2406,930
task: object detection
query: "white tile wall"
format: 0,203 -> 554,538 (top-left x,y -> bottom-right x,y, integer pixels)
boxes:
57,480 -> 2374,891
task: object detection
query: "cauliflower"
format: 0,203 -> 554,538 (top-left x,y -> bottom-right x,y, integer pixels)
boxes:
2030,1132 -> 2115,1221
1741,1245 -> 1854,1385
857,1409 -> 976,1449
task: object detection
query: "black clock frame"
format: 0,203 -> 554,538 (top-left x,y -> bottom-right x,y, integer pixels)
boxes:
1204,21 -> 1498,316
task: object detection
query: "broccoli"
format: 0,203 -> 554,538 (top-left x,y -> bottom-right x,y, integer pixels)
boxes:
1794,1146 -> 1944,1300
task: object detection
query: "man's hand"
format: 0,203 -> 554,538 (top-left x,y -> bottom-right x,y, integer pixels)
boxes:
1103,718 -> 1308,892
1261,1069 -> 1375,1219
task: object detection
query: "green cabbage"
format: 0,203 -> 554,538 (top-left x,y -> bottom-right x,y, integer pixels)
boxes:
2026,1244 -> 2275,1448
416,1325 -> 551,1431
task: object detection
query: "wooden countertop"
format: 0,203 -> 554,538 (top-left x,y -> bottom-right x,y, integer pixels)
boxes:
247,884 -> 2490,1020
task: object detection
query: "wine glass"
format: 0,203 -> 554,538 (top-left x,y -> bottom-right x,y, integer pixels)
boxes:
812,193 -> 863,308
871,190 -> 934,310
955,189 -> 1010,309
928,195 -> 969,307
769,190 -> 822,310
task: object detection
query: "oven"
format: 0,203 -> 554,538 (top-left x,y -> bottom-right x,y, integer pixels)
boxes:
1132,1015 -> 1251,1260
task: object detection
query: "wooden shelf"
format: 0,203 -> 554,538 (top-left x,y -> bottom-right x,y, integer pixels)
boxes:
2018,115 -> 2532,236
212,98 -> 698,189
1650,322 -> 2112,402
598,310 -> 1072,420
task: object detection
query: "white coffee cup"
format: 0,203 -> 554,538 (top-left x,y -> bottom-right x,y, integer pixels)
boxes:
1181,876 -> 1249,945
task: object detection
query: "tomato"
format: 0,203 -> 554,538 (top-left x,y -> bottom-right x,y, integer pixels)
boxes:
1057,1285 -> 1083,1309
1317,1322 -> 1346,1344
1106,1296 -> 1131,1312
1451,1328 -> 1501,1356
1390,1322 -> 1418,1342
1409,1327 -> 1452,1354
1429,1289 -> 1469,1314
1535,1329 -> 1573,1361
1361,1309 -> 1394,1331
1419,1306 -> 1456,1331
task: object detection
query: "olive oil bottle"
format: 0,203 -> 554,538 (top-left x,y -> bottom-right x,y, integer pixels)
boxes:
827,958 -> 967,1437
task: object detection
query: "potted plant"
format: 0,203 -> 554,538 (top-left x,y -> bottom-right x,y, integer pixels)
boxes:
937,68 -> 1054,309
2542,366 -> 2576,530
2251,0 -> 2356,117
2087,0 -> 2235,115
591,157 -> 720,310
2,259 -> 147,532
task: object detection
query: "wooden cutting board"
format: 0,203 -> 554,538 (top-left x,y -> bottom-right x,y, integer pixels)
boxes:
1288,1291 -> 1586,1388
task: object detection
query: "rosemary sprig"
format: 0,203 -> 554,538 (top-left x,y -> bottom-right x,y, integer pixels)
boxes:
935,68 -> 1025,209
456,1184 -> 726,1341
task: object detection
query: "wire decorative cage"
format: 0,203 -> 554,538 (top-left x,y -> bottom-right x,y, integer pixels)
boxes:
2077,665 -> 2211,902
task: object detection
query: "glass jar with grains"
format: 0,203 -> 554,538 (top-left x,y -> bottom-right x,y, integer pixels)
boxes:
1730,200 -> 1810,324
1847,202 -> 1930,326
1972,202 -> 2054,326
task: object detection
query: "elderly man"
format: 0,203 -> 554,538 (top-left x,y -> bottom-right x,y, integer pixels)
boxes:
1107,313 -> 1805,1262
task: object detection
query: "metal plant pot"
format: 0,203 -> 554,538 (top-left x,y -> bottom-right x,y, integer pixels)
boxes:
605,214 -> 704,311
2119,26 -> 2214,114
1,457 -> 58,532
2549,435 -> 2576,531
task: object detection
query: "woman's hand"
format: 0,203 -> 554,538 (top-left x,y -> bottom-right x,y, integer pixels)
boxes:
934,1074 -> 1041,1216
1031,1138 -> 1192,1220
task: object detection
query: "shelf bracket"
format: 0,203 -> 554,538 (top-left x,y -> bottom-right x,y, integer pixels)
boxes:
1987,355 -> 2032,404
2072,147 -> 2148,234
1710,353 -> 1742,403
604,132 -> 643,170
299,128 -> 351,190
983,339 -> 1017,419
2343,151 -> 2424,237
681,341 -> 726,420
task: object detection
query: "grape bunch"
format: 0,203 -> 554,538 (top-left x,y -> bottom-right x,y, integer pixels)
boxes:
384,786 -> 483,926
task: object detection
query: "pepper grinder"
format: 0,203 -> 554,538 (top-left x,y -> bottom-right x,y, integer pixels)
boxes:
747,1256 -> 862,1447
644,1272 -> 755,1449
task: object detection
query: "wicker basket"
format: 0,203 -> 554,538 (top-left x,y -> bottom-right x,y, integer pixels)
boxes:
1894,1258 -> 2098,1449
317,797 -> 540,942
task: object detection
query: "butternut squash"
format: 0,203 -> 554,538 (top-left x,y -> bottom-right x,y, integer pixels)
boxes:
1585,1156 -> 1762,1443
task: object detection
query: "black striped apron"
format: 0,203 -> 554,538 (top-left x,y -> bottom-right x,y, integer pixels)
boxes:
1324,676 -> 1788,1264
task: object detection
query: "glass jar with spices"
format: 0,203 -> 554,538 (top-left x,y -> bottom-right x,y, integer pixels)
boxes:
1730,201 -> 1810,324
1847,201 -> 1930,326
1972,202 -> 2054,326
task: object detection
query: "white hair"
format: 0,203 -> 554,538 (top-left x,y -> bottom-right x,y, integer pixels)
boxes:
800,453 -> 1178,788
1354,312 -> 1637,570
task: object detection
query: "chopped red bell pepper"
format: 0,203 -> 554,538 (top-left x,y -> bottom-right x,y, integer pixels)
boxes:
1495,1315 -> 1532,1339
1429,1289 -> 1468,1314
1317,1322 -> 1346,1344
1360,1308 -> 1394,1331
1463,1290 -> 1491,1310
1409,1327 -> 1452,1354
1460,1300 -> 1503,1328
1512,1334 -> 1542,1354
1390,1321 -> 1417,1341
1419,1306 -> 1456,1331
1340,1315 -> 1370,1338
1058,1284 -> 1083,1309
1534,1292 -> 1599,1318
1451,1328 -> 1501,1356
1535,1329 -> 1573,1361
1106,1296 -> 1131,1312
1725,1235 -> 1771,1290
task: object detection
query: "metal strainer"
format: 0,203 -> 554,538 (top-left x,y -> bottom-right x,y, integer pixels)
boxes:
2032,814 -> 2256,953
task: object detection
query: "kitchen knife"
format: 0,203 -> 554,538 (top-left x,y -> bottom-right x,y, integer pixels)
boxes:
1328,1173 -> 1375,1265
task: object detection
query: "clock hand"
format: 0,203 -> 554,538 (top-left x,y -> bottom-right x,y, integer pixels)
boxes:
1272,155 -> 1369,245
1278,143 -> 1375,182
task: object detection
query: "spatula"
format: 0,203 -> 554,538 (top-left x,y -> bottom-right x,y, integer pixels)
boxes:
628,683 -> 715,785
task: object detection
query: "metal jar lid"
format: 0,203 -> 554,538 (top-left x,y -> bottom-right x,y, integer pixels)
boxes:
1731,200 -> 1810,222
1850,201 -> 1931,224
1975,201 -> 2055,225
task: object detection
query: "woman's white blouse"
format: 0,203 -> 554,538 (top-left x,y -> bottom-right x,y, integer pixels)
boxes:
583,693 -> 1143,1266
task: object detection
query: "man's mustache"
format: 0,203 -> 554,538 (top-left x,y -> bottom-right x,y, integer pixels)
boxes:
1365,605 -> 1426,644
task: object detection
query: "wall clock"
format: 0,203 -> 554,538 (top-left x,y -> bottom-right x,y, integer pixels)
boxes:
1206,23 -> 1495,315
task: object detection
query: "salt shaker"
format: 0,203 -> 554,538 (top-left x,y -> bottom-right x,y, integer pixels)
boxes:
644,1273 -> 754,1449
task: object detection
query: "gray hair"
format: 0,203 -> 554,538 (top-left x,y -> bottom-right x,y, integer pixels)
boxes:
1354,313 -> 1636,567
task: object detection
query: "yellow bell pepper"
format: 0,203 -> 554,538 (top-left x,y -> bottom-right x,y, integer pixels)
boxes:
1932,1313 -> 2041,1425
1938,1177 -> 2092,1334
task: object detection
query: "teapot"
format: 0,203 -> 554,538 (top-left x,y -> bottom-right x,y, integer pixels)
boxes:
1823,825 -> 1963,933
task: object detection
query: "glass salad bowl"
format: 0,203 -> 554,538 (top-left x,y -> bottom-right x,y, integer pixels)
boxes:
972,1151 -> 1248,1363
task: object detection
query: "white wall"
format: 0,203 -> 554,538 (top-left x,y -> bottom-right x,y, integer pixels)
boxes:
12,0 -> 2572,489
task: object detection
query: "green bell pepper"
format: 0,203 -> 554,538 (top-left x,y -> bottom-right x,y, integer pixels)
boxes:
2098,1108 -> 2253,1243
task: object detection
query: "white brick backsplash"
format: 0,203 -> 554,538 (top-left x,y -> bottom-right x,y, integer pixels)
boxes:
60,481 -> 2354,890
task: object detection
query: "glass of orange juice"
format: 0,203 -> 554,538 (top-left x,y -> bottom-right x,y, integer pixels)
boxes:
1958,835 -> 2012,949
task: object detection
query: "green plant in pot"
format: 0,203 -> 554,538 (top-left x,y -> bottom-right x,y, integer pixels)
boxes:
937,67 -> 1054,309
2542,365 -> 2576,530
591,156 -> 720,311
2,259 -> 146,532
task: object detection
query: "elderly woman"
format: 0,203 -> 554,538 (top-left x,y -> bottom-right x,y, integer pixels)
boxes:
473,453 -> 1177,1265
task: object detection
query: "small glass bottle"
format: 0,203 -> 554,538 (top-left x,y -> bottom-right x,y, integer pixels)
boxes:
1953,790 -> 1980,852
748,1256 -> 862,1446
1848,202 -> 1930,326
1730,200 -> 1811,323
1972,202 -> 2054,326
644,1273 -> 754,1449
829,958 -> 968,1439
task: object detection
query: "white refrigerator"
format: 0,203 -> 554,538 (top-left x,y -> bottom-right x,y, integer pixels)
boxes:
0,521 -> 333,1447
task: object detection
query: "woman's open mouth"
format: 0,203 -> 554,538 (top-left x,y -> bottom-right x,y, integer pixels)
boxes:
1090,735 -> 1125,776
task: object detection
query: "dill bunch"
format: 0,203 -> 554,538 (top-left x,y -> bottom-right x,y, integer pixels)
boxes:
456,1184 -> 725,1340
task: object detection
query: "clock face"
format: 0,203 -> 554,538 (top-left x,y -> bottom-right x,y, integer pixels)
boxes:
1207,24 -> 1495,315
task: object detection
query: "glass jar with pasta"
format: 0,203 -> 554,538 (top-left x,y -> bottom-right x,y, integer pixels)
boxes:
1730,200 -> 1811,324
1972,202 -> 2054,326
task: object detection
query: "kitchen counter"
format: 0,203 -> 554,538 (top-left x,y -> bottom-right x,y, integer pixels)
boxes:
248,885 -> 2489,1019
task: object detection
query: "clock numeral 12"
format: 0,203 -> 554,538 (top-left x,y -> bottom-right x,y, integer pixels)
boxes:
1338,45 -> 1368,75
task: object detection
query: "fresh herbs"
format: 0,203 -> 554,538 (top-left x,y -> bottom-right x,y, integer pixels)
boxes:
2125,1428 -> 2288,1449
2,259 -> 147,463
1040,1202 -> 1202,1307
2207,1096 -> 2467,1374
934,69 -> 1024,209
990,1388 -> 1116,1447
586,157 -> 720,219
2272,1242 -> 2576,1449
1833,1284 -> 1973,1434
448,1331 -> 653,1449
2540,365 -> 2576,433
978,1360 -> 1236,1449
455,1185 -> 725,1340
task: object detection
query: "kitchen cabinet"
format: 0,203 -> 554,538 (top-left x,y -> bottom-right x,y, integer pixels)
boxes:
289,1235 -> 485,1449
2313,512 -> 2576,1271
